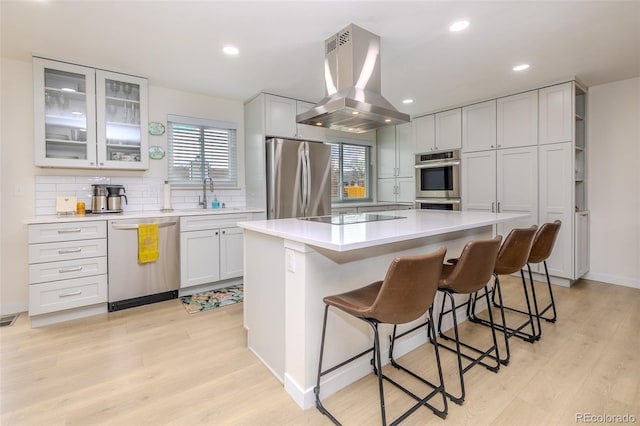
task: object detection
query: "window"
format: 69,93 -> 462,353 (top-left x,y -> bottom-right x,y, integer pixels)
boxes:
330,141 -> 371,202
167,114 -> 237,187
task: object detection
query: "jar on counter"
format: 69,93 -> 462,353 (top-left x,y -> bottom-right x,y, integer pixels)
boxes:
76,202 -> 86,216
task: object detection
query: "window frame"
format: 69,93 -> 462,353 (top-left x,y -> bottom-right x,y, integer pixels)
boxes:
328,137 -> 373,203
166,114 -> 238,189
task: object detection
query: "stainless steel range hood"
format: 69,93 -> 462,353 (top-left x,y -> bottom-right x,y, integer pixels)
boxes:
296,23 -> 409,134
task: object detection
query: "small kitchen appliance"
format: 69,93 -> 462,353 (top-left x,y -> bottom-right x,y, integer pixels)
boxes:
91,184 -> 127,213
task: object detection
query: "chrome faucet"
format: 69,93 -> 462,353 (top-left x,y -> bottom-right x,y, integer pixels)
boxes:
199,176 -> 214,208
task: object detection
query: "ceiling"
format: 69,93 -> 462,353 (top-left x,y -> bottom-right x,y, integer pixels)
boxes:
2,1 -> 639,116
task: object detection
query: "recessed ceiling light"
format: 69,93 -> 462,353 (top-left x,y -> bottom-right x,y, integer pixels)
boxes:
513,64 -> 530,72
402,99 -> 414,104
223,46 -> 239,55
449,20 -> 470,32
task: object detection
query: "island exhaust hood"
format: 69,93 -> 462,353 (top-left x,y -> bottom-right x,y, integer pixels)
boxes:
296,23 -> 409,134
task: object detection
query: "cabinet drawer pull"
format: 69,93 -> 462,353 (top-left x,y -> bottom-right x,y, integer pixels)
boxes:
59,290 -> 82,298
58,248 -> 82,254
59,266 -> 83,273
58,228 -> 82,234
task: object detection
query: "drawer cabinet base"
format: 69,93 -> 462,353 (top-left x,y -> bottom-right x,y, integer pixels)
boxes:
30,303 -> 108,328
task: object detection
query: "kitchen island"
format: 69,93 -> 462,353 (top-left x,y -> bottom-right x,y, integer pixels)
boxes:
237,210 -> 528,409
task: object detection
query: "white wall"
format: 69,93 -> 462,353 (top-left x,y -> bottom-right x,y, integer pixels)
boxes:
0,57 -> 245,315
586,77 -> 640,288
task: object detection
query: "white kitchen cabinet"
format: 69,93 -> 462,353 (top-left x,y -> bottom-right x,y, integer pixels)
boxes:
264,94 -> 325,141
219,227 -> 244,280
462,146 -> 538,237
33,57 -> 148,170
180,229 -> 221,287
412,114 -> 435,154
462,100 -> 496,153
435,108 -> 462,151
28,221 -> 108,326
497,90 -> 538,149
496,146 -> 538,237
539,82 -> 573,145
377,123 -> 414,202
539,141 -> 574,279
461,150 -> 496,212
180,214 -> 251,288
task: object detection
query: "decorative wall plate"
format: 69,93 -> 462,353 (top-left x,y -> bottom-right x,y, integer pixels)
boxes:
148,122 -> 166,136
149,145 -> 166,160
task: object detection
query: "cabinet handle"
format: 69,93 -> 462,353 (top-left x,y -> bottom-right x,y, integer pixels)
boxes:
58,228 -> 82,234
58,248 -> 82,254
490,145 -> 494,148
59,266 -> 83,273
497,202 -> 501,213
59,290 -> 82,298
222,230 -> 226,235
491,202 -> 495,213
215,231 -> 219,235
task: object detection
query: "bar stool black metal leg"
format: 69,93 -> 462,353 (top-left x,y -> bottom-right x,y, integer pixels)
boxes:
526,265 -> 543,340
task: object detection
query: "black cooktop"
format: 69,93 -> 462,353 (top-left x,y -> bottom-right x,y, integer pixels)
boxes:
299,213 -> 406,225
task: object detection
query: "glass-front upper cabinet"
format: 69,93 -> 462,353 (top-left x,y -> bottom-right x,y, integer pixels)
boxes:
34,59 -> 97,168
33,57 -> 148,170
96,70 -> 148,169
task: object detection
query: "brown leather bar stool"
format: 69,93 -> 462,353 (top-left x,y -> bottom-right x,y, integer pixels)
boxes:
315,247 -> 447,425
496,221 -> 562,329
469,225 -> 538,364
435,236 -> 503,404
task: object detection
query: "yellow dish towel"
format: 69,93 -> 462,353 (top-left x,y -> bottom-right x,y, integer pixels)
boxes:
138,223 -> 159,264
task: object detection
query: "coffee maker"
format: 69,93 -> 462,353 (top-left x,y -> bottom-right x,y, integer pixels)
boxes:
106,185 -> 127,212
91,184 -> 127,213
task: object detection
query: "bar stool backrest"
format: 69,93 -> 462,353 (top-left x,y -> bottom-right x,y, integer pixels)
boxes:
528,220 -> 562,264
494,225 -> 538,275
439,236 -> 502,294
368,247 -> 446,325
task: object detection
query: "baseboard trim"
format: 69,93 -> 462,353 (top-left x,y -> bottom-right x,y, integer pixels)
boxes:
0,304 -> 28,316
583,272 -> 640,290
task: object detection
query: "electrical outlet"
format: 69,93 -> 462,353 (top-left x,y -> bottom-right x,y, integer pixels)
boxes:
286,249 -> 296,273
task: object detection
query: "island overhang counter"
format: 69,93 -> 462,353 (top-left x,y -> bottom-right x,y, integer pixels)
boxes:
237,210 -> 529,409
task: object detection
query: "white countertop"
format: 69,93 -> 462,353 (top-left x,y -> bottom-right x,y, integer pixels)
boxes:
238,210 -> 530,252
24,208 -> 264,225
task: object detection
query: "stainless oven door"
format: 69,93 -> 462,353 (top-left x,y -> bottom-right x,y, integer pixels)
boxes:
415,159 -> 460,198
415,198 -> 461,211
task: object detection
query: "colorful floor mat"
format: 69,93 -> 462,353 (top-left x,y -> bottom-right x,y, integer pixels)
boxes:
179,284 -> 243,313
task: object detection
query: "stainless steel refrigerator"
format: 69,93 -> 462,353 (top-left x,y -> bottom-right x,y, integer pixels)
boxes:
266,138 -> 331,219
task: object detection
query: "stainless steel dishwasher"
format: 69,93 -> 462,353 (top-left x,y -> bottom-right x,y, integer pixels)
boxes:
107,216 -> 179,311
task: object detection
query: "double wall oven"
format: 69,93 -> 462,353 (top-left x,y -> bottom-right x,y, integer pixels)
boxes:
415,150 -> 461,211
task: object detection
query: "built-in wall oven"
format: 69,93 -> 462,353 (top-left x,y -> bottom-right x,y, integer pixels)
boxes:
415,150 -> 461,210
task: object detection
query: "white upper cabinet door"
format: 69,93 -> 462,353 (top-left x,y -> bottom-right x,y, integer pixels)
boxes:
33,58 -> 98,168
462,100 -> 496,153
435,108 -> 462,151
396,122 -> 414,177
412,114 -> 435,154
295,100 -> 326,142
265,94 -> 297,138
377,125 -> 397,179
96,70 -> 149,170
539,82 -> 573,145
497,90 -> 538,149
461,150 -> 496,212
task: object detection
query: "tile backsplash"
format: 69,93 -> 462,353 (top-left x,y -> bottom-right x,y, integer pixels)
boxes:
35,175 -> 246,216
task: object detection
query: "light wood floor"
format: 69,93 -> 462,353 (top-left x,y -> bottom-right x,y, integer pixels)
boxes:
1,277 -> 638,425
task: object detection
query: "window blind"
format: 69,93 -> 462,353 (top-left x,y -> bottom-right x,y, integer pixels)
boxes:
167,115 -> 237,187
330,142 -> 370,201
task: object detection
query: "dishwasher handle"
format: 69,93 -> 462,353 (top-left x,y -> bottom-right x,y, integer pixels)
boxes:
111,221 -> 177,231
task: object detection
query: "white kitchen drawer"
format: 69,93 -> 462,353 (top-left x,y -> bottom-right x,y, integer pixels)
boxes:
28,239 -> 107,264
29,256 -> 107,284
180,214 -> 252,232
29,221 -> 107,244
29,274 -> 108,316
